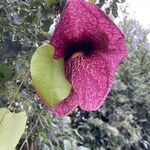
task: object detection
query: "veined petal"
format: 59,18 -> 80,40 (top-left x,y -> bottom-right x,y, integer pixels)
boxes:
71,50 -> 116,111
84,1 -> 127,66
51,50 -> 115,116
77,52 -> 115,110
51,0 -> 127,64
49,0 -> 127,116
50,92 -> 78,117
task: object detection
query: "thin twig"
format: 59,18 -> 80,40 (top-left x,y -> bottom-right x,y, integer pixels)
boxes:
19,109 -> 45,150
19,117 -> 40,150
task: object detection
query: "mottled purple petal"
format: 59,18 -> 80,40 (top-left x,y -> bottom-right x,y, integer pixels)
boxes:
50,0 -> 127,116
51,51 -> 115,116
78,55 -> 116,110
50,92 -> 78,117
51,0 -> 127,63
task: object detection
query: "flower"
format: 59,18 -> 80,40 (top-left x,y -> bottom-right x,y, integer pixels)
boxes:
50,0 -> 127,117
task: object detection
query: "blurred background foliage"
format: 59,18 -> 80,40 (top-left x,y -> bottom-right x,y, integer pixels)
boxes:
0,0 -> 150,150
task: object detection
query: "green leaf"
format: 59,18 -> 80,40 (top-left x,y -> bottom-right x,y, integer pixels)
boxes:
111,2 -> 118,18
112,8 -> 118,18
0,108 -> 27,150
105,7 -> 110,15
99,0 -> 105,7
0,63 -> 12,85
46,0 -> 57,5
89,0 -> 96,4
30,43 -> 72,108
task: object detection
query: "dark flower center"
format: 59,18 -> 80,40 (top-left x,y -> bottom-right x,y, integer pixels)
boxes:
64,40 -> 94,61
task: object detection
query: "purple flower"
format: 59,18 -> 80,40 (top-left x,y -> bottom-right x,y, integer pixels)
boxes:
49,0 -> 127,117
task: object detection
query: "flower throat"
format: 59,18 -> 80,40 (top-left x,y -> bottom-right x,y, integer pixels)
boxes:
64,40 -> 94,61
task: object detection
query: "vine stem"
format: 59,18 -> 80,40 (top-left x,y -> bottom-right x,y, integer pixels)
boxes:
19,117 -> 40,150
19,108 -> 45,150
0,70 -> 30,124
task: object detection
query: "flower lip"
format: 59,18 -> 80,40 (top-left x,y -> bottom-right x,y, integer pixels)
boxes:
64,38 -> 96,61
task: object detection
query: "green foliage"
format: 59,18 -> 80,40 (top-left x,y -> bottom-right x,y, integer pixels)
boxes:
89,0 -> 125,17
111,1 -> 118,17
30,43 -> 72,108
47,0 -> 64,5
0,0 -> 64,58
0,108 -> 27,150
0,63 -> 12,85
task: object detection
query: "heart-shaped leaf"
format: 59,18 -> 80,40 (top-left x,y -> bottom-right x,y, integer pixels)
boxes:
0,108 -> 27,150
30,43 -> 72,108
